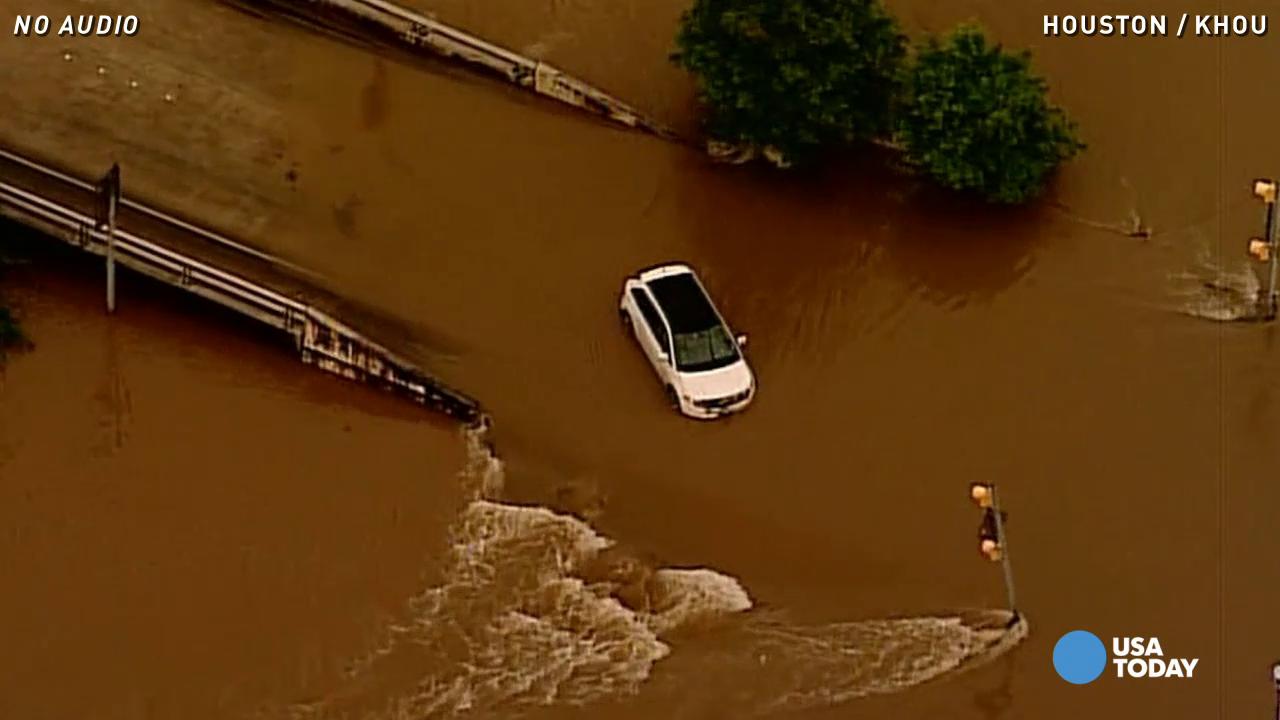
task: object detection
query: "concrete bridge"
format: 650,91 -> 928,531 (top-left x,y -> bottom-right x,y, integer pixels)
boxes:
0,147 -> 482,423
242,0 -> 675,138
0,0 -> 684,424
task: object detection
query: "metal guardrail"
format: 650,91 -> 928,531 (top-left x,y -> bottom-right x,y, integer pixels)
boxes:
0,179 -> 306,323
0,147 -> 317,278
356,0 -> 529,66
275,0 -> 677,138
0,154 -> 482,422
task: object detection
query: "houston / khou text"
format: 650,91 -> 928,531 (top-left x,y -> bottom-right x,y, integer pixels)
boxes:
12,14 -> 139,37
1044,14 -> 1267,37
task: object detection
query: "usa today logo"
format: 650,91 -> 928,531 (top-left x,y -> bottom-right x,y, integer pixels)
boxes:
1053,631 -> 1200,684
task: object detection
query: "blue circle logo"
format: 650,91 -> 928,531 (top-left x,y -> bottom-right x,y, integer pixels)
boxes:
1053,630 -> 1107,684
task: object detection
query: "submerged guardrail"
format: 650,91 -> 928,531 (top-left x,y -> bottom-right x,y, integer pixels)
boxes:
0,154 -> 481,423
253,0 -> 678,139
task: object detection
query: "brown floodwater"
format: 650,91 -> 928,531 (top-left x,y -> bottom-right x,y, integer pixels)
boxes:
0,236 -> 468,719
2,0 -> 1280,717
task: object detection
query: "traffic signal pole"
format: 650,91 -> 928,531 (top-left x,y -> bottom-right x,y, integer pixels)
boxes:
1249,179 -> 1279,319
1267,203 -> 1279,319
971,483 -> 1019,623
1272,662 -> 1280,720
990,487 -> 1018,617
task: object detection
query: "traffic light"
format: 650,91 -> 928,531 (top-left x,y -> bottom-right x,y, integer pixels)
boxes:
966,482 -> 1019,616
970,482 -> 993,508
1249,238 -> 1272,262
970,482 -> 1006,562
1254,179 -> 1278,204
1272,662 -> 1280,719
1250,179 -> 1278,263
1251,178 -> 1280,320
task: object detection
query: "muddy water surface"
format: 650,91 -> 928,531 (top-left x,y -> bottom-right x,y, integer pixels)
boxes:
0,240 -> 466,719
2,0 -> 1280,718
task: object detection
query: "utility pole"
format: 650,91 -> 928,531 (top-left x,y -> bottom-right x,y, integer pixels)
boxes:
1248,179 -> 1279,320
98,163 -> 120,313
970,482 -> 1018,623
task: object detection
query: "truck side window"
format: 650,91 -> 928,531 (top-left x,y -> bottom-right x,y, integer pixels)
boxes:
631,289 -> 670,352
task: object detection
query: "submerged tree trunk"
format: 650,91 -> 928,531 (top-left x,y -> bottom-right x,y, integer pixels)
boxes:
0,307 -> 20,350
0,254 -> 25,354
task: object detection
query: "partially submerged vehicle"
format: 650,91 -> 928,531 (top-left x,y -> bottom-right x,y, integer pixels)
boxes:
619,263 -> 755,419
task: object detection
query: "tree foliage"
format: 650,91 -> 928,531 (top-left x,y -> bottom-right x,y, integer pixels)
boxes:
894,25 -> 1084,203
673,0 -> 906,162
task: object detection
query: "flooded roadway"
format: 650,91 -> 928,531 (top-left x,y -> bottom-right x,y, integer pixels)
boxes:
2,0 -> 1280,717
0,237 -> 467,719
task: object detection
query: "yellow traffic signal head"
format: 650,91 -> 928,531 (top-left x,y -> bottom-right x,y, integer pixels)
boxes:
980,538 -> 1002,561
1249,238 -> 1272,262
970,482 -> 994,508
1254,179 -> 1278,203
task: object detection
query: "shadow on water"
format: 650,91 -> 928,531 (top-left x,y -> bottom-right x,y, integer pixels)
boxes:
0,266 -> 30,359
673,147 -> 1044,349
877,182 -> 1043,310
970,650 -> 1016,719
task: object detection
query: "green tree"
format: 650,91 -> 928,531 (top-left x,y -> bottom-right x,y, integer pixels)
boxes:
895,24 -> 1084,203
672,0 -> 906,163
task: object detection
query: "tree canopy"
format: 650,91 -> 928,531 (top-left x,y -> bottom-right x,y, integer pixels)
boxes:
672,0 -> 906,163
672,6 -> 1084,203
894,25 -> 1084,203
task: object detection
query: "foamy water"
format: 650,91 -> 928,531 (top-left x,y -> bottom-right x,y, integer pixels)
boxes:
715,611 -> 1027,714
294,427 -> 1026,719
1174,247 -> 1268,322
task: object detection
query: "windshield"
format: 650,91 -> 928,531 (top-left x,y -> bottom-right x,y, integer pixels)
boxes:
673,325 -> 739,372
